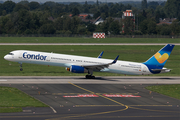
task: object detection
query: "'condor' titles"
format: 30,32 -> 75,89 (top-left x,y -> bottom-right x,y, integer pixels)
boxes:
23,52 -> 47,60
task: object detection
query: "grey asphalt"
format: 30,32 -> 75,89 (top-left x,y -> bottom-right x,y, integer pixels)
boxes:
0,43 -> 180,45
1,76 -> 180,84
0,77 -> 180,120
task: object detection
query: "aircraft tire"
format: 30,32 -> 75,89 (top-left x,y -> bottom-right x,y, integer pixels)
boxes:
85,75 -> 95,79
92,76 -> 95,79
86,75 -> 91,79
85,75 -> 89,79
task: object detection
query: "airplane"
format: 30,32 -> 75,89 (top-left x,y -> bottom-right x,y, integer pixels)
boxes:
4,44 -> 175,79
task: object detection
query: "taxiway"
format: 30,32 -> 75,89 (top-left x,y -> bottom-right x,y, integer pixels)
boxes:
0,76 -> 180,120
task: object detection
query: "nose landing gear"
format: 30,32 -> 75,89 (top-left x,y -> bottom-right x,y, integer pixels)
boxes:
19,62 -> 23,71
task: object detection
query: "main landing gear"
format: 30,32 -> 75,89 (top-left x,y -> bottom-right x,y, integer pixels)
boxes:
19,62 -> 23,71
85,69 -> 95,79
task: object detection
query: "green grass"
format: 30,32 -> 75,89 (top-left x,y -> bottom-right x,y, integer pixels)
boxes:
0,86 -> 48,113
146,85 -> 180,99
0,37 -> 180,43
0,107 -> 22,113
1,45 -> 180,76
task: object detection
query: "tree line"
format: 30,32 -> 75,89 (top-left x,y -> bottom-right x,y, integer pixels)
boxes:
0,0 -> 179,35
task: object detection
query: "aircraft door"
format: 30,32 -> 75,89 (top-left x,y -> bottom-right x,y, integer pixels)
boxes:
143,66 -> 147,72
46,55 -> 51,62
18,52 -> 23,59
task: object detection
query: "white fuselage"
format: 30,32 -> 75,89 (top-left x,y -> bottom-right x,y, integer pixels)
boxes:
4,50 -> 152,75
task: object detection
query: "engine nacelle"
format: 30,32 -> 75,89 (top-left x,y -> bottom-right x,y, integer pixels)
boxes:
66,65 -> 88,73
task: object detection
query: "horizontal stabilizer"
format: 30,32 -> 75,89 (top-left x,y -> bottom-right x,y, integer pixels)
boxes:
151,68 -> 171,73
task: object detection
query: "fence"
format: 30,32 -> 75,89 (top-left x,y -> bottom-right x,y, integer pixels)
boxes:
0,34 -> 180,38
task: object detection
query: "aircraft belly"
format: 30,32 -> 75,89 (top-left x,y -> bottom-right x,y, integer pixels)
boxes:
101,68 -> 141,75
20,60 -> 67,67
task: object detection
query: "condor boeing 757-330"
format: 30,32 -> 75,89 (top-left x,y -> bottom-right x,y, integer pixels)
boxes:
4,44 -> 175,79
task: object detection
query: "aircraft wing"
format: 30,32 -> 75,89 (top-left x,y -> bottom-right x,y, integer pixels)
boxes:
81,55 -> 119,71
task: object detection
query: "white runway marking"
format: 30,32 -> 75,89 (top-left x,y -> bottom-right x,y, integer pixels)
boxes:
0,80 -> 7,81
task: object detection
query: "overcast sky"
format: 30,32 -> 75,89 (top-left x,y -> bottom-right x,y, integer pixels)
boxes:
4,0 -> 167,3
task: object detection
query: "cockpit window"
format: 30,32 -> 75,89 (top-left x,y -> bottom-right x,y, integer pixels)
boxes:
8,53 -> 14,55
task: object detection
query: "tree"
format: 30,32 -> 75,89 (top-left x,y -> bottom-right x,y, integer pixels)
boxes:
54,17 -> 63,31
109,20 -> 120,35
141,0 -> 147,10
18,0 -> 29,5
39,11 -> 51,26
156,6 -> 167,19
3,1 -> 16,14
101,13 -> 107,20
126,4 -> 132,9
93,11 -> 101,19
148,2 -> 159,9
2,10 -> 6,16
155,10 -> 161,23
84,7 -> 89,13
123,17 -> 134,35
87,23 -> 96,32
63,16 -> 71,31
16,10 -> 32,34
72,7 -> 80,16
14,3 -> 29,12
139,19 -> 148,34
96,0 -> 99,7
70,16 -> 81,34
86,15 -> 92,19
3,17 -> 14,33
170,19 -> 180,35
77,25 -> 86,34
39,24 -> 56,34
24,29 -> 32,34
142,10 -> 147,18
101,22 -> 109,35
0,15 -> 9,33
0,3 -> 3,16
52,6 -> 63,18
83,1 -> 89,13
160,26 -> 171,35
147,19 -> 157,34
28,2 -> 40,10
156,24 -> 171,35
100,4 -> 108,13
30,12 -> 41,30
43,1 -> 56,8
101,17 -> 114,35
165,0 -> 180,18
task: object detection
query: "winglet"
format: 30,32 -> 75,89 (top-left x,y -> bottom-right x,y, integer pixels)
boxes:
112,55 -> 119,64
97,51 -> 104,58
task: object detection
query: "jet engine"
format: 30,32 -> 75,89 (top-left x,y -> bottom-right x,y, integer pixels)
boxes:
66,65 -> 88,73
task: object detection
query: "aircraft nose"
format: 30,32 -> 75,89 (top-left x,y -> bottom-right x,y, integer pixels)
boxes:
4,55 -> 8,60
